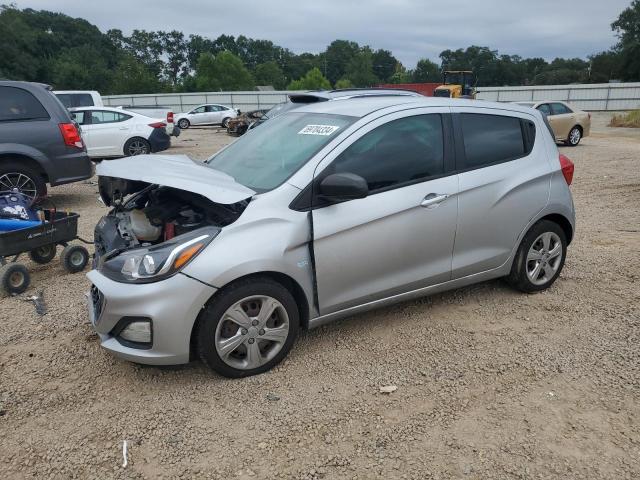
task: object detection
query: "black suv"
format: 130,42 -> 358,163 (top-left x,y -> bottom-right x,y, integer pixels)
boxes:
0,81 -> 92,198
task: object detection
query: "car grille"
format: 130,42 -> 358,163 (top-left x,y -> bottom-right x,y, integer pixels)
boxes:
91,285 -> 105,322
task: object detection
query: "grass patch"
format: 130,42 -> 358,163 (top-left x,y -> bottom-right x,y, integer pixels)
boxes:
609,110 -> 640,128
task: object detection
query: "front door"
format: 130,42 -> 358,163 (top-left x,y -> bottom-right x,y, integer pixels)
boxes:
312,109 -> 458,314
547,102 -> 574,140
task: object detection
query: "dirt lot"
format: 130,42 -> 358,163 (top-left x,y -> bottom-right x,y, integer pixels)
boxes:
1,116 -> 639,479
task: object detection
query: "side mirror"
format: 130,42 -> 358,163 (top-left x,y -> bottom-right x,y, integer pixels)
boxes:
318,173 -> 368,201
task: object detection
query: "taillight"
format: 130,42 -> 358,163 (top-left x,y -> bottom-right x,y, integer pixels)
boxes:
148,122 -> 166,129
59,123 -> 83,149
167,112 -> 174,123
559,154 -> 574,186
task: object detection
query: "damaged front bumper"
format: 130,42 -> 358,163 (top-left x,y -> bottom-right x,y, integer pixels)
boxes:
86,269 -> 216,365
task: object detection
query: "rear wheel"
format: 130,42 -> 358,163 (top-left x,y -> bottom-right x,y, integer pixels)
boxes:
124,137 -> 151,156
565,126 -> 582,146
196,278 -> 299,378
0,162 -> 46,199
506,220 -> 567,293
0,263 -> 30,295
29,245 -> 56,264
178,118 -> 190,129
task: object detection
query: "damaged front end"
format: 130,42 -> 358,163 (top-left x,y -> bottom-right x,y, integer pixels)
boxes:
92,155 -> 254,283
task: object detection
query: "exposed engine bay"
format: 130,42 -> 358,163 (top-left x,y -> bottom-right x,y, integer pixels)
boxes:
94,176 -> 249,263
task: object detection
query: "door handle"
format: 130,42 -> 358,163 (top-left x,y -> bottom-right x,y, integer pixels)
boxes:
420,193 -> 450,208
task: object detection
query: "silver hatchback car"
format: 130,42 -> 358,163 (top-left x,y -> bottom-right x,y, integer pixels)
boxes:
87,97 -> 576,378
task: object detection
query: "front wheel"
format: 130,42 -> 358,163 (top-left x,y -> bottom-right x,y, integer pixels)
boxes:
506,220 -> 567,293
221,117 -> 231,128
60,245 -> 89,273
196,278 -> 299,378
124,137 -> 151,156
29,245 -> 56,264
565,127 -> 582,146
177,119 -> 190,129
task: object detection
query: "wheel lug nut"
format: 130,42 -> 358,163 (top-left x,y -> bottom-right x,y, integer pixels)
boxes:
248,338 -> 255,344
259,329 -> 265,336
241,328 -> 248,335
252,320 -> 259,326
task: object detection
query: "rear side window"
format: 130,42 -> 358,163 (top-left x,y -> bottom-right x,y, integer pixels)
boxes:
55,93 -> 94,108
551,103 -> 572,115
537,104 -> 551,116
0,87 -> 49,122
89,111 -> 131,124
328,114 -> 444,192
460,113 -> 527,169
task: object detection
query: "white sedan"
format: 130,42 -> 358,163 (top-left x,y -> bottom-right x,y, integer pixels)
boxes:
175,104 -> 238,129
70,107 -> 171,159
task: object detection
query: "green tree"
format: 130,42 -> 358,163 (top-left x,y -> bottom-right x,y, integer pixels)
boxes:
324,40 -> 360,84
51,45 -> 112,91
335,78 -> 354,89
389,63 -> 412,84
344,48 -> 378,87
287,67 -> 331,90
110,54 -> 161,94
612,0 -> 640,81
372,49 -> 399,83
588,50 -> 623,82
413,58 -> 441,82
195,51 -> 254,91
254,61 -> 286,88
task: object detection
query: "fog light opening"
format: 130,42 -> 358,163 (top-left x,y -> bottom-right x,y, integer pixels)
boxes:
112,317 -> 153,349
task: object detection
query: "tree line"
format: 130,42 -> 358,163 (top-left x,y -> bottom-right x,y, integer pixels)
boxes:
0,2 -> 638,95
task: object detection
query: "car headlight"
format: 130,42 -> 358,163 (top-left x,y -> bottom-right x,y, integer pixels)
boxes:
100,226 -> 220,283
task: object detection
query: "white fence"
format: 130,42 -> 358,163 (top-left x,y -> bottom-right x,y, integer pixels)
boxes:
476,82 -> 640,111
103,91 -> 290,114
103,82 -> 640,113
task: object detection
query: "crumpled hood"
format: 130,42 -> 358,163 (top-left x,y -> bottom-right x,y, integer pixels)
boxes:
95,154 -> 255,205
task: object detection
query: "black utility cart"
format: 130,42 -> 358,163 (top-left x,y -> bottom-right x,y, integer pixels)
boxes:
0,211 -> 90,295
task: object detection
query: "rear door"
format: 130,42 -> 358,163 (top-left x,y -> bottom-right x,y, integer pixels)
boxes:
311,108 -> 459,314
450,108 -> 550,278
548,102 -> 574,140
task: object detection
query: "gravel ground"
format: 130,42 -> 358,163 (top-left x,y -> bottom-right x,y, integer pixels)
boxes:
1,115 -> 639,479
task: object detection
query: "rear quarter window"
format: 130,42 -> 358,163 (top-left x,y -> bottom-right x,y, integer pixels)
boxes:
459,113 -> 530,169
55,93 -> 95,108
0,86 -> 50,122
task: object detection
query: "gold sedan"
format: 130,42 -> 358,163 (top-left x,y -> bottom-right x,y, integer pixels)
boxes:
516,101 -> 591,146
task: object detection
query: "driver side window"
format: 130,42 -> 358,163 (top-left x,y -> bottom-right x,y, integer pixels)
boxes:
327,114 -> 444,193
192,106 -> 205,114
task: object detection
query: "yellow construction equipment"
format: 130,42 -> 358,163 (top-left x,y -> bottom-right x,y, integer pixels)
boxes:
433,71 -> 476,99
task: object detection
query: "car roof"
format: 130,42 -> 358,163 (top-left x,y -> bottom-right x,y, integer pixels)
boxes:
289,88 -> 421,104
294,96 -> 541,118
69,106 -> 124,112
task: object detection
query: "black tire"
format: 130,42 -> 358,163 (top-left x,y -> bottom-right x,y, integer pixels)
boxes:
565,126 -> 582,146
178,118 -> 190,129
124,137 -> 151,156
196,277 -> 300,378
0,161 -> 47,199
506,220 -> 567,293
0,263 -> 30,295
60,245 -> 89,273
29,244 -> 57,264
221,117 -> 231,128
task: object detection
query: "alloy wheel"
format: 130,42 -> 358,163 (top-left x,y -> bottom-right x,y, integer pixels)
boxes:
569,128 -> 581,145
0,172 -> 37,198
214,295 -> 290,370
127,140 -> 149,156
526,232 -> 563,286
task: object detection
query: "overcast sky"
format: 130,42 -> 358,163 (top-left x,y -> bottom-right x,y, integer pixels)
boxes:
12,0 -> 630,67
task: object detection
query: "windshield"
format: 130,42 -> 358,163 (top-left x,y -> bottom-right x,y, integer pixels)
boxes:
207,112 -> 356,192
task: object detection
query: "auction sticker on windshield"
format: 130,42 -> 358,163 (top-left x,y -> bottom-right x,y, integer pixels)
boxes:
298,125 -> 340,135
